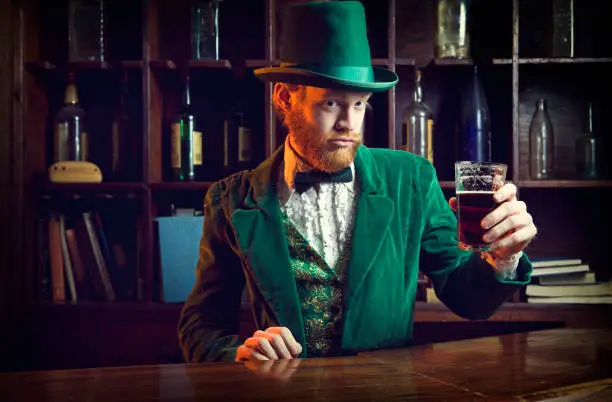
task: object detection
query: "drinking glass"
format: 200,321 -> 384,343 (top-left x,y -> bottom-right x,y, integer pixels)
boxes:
455,161 -> 507,251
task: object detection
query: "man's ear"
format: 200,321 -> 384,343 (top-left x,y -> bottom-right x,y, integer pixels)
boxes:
273,83 -> 292,115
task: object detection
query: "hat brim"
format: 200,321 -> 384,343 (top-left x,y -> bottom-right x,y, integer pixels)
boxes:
253,65 -> 398,93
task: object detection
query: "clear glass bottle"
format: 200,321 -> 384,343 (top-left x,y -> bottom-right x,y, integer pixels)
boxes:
552,0 -> 574,57
402,69 -> 434,164
54,73 -> 88,163
529,98 -> 555,179
458,66 -> 491,162
434,0 -> 470,59
575,102 -> 602,179
68,0 -> 105,62
191,0 -> 222,60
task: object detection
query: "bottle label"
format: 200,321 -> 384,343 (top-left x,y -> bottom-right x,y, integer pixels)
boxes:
54,122 -> 69,162
223,120 -> 229,167
171,123 -> 181,168
193,131 -> 203,165
238,126 -> 252,162
427,118 -> 434,164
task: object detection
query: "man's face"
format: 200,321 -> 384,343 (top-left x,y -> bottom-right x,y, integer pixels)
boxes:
284,86 -> 371,172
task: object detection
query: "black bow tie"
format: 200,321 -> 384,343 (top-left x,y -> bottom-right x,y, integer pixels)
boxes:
293,167 -> 353,193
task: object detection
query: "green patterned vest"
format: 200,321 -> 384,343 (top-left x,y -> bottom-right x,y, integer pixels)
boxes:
281,211 -> 351,357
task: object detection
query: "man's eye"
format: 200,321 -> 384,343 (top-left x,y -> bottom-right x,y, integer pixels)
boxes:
323,101 -> 338,109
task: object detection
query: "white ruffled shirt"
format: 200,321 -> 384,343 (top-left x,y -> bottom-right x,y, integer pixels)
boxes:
276,137 -> 519,279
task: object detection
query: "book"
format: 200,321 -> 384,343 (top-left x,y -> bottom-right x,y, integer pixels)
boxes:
530,257 -> 582,268
527,296 -> 612,304
526,281 -> 612,298
538,272 -> 596,286
532,264 -> 590,277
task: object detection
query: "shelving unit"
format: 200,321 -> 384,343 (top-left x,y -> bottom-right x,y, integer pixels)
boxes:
7,0 -> 611,370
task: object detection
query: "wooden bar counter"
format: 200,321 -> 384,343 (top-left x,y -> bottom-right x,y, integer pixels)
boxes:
1,328 -> 611,401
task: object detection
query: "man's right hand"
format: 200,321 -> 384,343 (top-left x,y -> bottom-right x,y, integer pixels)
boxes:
236,327 -> 303,361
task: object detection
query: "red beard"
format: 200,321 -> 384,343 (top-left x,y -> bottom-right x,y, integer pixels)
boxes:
285,109 -> 362,172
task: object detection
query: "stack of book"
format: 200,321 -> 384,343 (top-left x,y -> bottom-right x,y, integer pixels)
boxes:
526,258 -> 611,304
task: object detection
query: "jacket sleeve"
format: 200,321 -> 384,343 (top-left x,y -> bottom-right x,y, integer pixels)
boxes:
178,181 -> 246,362
417,161 -> 533,320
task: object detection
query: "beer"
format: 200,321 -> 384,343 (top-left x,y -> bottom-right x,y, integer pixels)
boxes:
457,190 -> 497,250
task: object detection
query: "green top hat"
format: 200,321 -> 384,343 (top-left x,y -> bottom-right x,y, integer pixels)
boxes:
254,1 -> 399,93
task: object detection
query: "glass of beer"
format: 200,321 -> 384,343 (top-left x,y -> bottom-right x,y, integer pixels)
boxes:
455,161 -> 507,251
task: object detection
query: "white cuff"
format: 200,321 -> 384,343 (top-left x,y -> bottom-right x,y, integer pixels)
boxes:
485,250 -> 523,281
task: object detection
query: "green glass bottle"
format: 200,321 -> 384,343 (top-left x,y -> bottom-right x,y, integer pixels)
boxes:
171,75 -> 202,181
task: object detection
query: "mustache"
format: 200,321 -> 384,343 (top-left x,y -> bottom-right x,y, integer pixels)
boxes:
326,132 -> 362,140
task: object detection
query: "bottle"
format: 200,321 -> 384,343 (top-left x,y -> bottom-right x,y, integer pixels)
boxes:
54,73 -> 88,163
109,71 -> 130,180
191,0 -> 222,60
223,101 -> 253,176
458,66 -> 491,162
402,69 -> 434,164
575,102 -> 601,179
529,98 -> 554,179
552,0 -> 574,57
434,0 -> 470,59
171,75 -> 202,181
68,0 -> 105,62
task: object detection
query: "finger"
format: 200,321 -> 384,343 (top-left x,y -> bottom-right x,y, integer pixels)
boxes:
482,200 -> 527,230
493,183 -> 517,203
237,345 -> 270,361
448,197 -> 457,211
266,332 -> 293,359
483,211 -> 533,243
250,334 -> 280,360
268,327 -> 302,357
250,349 -> 271,361
490,224 -> 537,252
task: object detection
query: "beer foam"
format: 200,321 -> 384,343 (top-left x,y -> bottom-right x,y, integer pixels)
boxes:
456,190 -> 495,194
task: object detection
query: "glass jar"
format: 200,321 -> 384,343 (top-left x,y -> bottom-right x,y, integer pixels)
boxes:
191,0 -> 222,60
434,0 -> 470,59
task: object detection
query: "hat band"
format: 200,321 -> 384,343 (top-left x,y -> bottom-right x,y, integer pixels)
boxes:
280,63 -> 375,83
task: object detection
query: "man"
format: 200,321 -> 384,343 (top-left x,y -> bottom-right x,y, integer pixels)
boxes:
178,1 -> 537,363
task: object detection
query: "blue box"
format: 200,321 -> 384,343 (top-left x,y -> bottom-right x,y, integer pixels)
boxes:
155,216 -> 204,303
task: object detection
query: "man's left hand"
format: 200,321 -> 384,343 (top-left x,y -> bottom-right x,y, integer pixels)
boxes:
449,183 -> 537,260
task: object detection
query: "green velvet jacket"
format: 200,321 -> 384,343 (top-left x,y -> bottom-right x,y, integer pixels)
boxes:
178,145 -> 533,362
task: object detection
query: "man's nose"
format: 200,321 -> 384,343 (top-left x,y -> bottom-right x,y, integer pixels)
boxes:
335,109 -> 358,133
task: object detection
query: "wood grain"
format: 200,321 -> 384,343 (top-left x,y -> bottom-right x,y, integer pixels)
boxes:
361,328 -> 612,399
0,0 -> 14,332
2,328 -> 611,401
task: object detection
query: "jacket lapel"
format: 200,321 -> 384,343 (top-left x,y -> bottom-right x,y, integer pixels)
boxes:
229,145 -> 306,352
344,146 -> 394,312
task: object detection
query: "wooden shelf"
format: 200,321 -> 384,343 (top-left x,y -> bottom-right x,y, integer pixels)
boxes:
34,182 -> 146,198
493,58 -> 513,64
517,57 -> 612,64
519,180 -> 612,188
414,302 -> 612,326
28,300 -> 612,326
245,58 -> 390,68
434,58 -> 473,66
150,59 -> 232,70
24,60 -> 143,72
150,182 -> 215,191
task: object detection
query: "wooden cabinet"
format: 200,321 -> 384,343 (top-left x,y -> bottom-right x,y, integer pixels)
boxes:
5,0 -> 611,371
